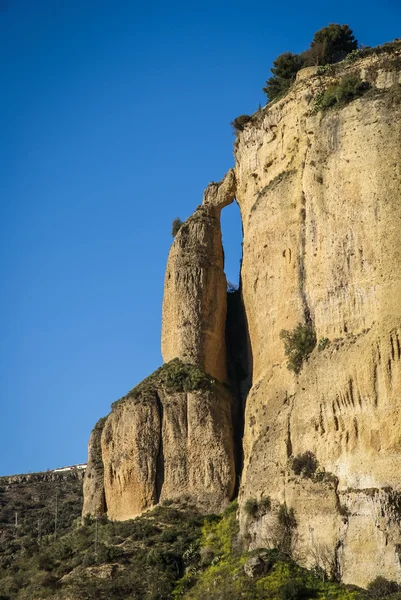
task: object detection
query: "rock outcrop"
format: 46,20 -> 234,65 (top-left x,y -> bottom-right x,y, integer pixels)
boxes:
161,170 -> 236,382
84,45 -> 401,589
82,417 -> 106,518
83,361 -> 236,520
235,50 -> 401,587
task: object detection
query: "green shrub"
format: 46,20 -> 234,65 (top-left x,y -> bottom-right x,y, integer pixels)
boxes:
112,359 -> 217,410
366,576 -> 400,598
306,24 -> 358,66
313,75 -> 370,113
244,497 -> 271,519
231,114 -> 252,132
244,498 -> 258,518
263,52 -> 305,102
344,49 -> 361,63
278,505 -> 297,532
316,63 -> 336,76
280,323 -> 316,374
172,217 -> 183,237
164,361 -> 214,393
280,578 -> 314,599
291,452 -> 318,478
318,337 -> 330,351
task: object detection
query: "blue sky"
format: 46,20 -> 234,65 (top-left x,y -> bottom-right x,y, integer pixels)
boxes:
1,0 -> 400,475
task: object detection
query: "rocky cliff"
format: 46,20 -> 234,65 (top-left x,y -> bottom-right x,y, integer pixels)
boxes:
82,360 -> 236,521
83,45 -> 401,588
235,49 -> 401,587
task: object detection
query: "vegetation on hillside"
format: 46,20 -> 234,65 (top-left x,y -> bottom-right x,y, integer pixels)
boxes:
112,358 -> 218,410
171,218 -> 183,237
2,476 -> 401,599
280,323 -> 317,374
263,24 -> 358,102
311,74 -> 370,113
0,496 -> 203,600
173,500 -> 364,599
231,28 -> 401,133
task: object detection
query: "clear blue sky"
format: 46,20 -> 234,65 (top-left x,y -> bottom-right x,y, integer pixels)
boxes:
0,0 -> 399,475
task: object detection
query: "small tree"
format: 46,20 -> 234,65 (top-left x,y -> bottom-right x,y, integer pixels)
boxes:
171,217 -> 183,237
367,577 -> 400,599
306,24 -> 358,66
292,451 -> 318,478
231,114 -> 251,132
263,52 -> 305,101
280,322 -> 316,374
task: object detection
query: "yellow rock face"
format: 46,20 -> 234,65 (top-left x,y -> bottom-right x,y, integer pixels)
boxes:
102,399 -> 161,521
82,417 -> 107,519
161,171 -> 236,383
157,386 -> 236,511
83,363 -> 236,521
236,51 -> 401,587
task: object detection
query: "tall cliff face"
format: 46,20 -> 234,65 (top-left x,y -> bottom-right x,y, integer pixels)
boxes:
161,169 -> 236,382
83,47 -> 401,589
235,51 -> 401,587
83,364 -> 236,521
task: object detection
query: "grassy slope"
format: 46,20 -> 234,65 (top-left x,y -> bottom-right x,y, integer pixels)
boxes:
175,501 -> 364,600
0,480 -> 374,600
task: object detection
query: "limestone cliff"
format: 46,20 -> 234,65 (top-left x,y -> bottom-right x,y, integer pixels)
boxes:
82,417 -> 106,518
235,49 -> 401,587
161,169 -> 235,382
83,361 -> 236,520
83,44 -> 401,589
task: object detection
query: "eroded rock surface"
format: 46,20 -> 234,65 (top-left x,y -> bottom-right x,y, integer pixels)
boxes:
202,168 -> 236,209
236,50 -> 401,587
161,194 -> 234,382
84,362 -> 236,520
82,417 -> 107,518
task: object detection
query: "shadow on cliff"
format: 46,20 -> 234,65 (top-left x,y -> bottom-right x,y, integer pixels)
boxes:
226,284 -> 253,495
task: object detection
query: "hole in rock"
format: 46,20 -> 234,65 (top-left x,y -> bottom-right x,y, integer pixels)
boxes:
221,200 -> 243,289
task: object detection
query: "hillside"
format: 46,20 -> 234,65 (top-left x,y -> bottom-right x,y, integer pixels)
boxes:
0,478 -> 375,599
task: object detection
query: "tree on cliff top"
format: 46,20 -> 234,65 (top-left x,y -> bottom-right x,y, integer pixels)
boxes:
262,52 -> 305,102
263,24 -> 358,102
306,24 -> 358,66
171,217 -> 183,237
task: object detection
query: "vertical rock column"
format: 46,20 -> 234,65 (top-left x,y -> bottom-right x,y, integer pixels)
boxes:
161,169 -> 236,382
83,170 -> 238,521
82,417 -> 107,518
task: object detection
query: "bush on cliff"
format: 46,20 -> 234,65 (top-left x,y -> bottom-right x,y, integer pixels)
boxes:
172,217 -> 183,237
112,359 -> 217,409
263,24 -> 358,102
262,52 -> 305,102
231,115 -> 252,132
280,323 -> 316,374
366,576 -> 401,599
312,75 -> 369,113
306,24 -> 358,66
291,452 -> 318,478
